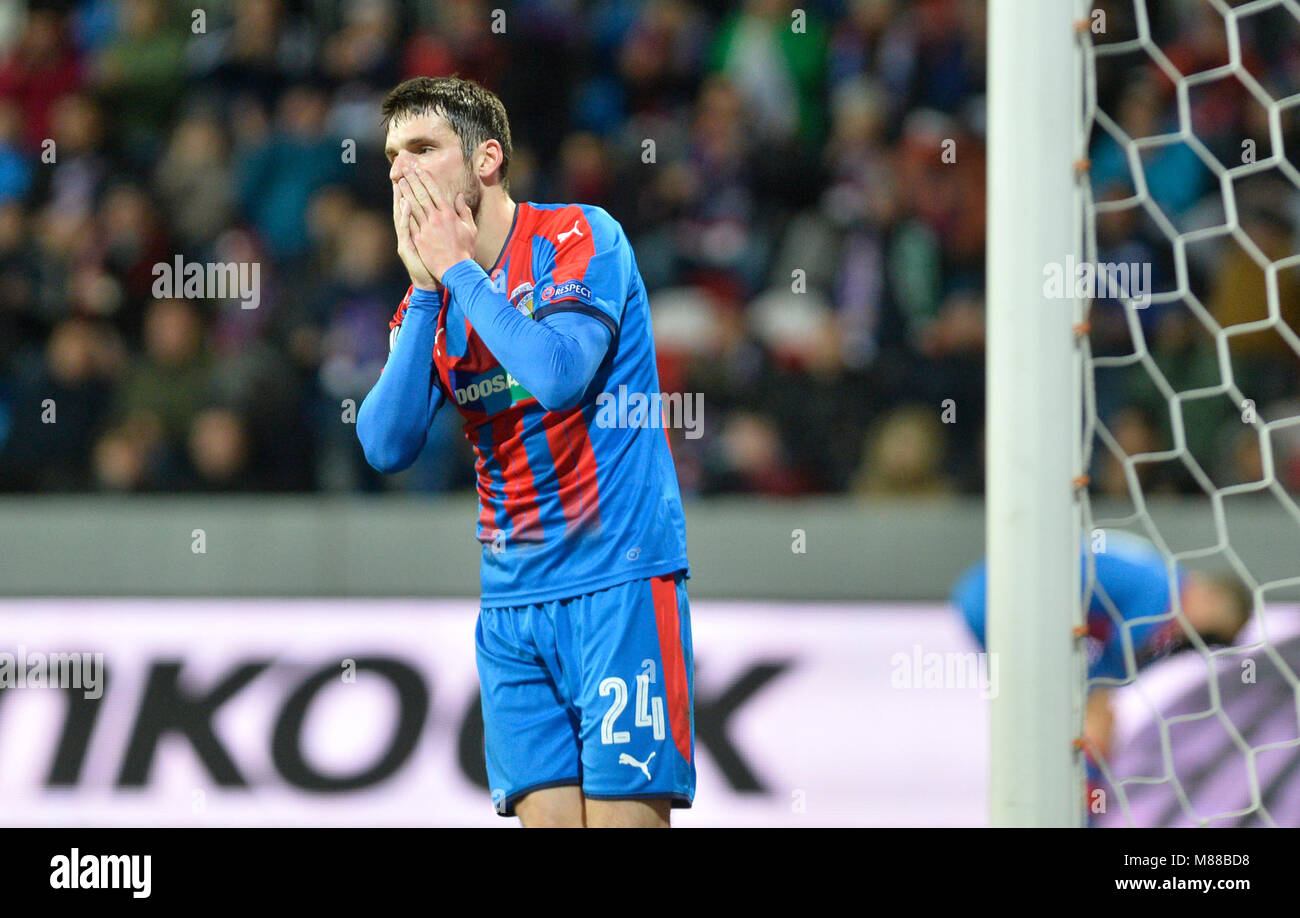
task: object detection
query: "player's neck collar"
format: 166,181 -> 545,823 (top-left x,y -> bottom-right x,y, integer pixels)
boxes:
488,201 -> 521,275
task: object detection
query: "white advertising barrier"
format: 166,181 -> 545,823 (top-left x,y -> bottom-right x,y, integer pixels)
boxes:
0,600 -> 989,827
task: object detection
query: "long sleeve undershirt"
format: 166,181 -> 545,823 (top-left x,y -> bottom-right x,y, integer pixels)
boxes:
357,259 -> 613,474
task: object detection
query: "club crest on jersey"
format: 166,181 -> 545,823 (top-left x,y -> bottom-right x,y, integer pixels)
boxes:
509,281 -> 535,319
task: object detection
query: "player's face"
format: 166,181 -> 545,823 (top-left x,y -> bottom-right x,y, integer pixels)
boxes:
384,112 -> 483,217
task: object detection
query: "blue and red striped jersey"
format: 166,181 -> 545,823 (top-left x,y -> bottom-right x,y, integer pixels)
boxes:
952,530 -> 1187,683
389,202 -> 690,605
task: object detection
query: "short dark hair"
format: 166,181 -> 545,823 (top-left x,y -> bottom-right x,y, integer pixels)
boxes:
381,76 -> 512,189
1204,570 -> 1254,627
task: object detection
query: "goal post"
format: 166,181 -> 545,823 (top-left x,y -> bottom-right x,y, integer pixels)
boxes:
986,0 -> 1089,827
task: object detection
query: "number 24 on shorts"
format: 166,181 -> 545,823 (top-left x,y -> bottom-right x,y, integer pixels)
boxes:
599,660 -> 666,744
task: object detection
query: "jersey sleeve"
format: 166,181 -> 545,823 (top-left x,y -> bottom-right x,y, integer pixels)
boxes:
531,206 -> 631,339
386,283 -> 446,398
1088,547 -> 1179,682
388,284 -> 413,353
439,258 -> 612,412
951,561 -> 989,649
357,285 -> 445,473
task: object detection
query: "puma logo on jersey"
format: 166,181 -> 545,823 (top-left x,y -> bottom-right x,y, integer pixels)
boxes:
557,219 -> 583,243
618,751 -> 656,780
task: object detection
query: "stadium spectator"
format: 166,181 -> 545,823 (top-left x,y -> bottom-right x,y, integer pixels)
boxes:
0,316 -> 121,490
708,0 -> 829,149
186,406 -> 255,490
234,83 -> 347,261
86,0 -> 186,164
111,297 -> 213,451
0,99 -> 33,203
152,113 -> 237,251
0,8 -> 82,151
852,403 -> 952,495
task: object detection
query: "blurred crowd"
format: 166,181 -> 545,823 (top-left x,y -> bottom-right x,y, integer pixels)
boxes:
0,0 -> 1294,499
1085,1 -> 1300,499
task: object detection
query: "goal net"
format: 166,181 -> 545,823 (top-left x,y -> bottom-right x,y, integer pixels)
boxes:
1076,0 -> 1300,827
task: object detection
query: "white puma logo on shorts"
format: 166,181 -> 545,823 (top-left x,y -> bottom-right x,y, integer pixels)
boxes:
618,751 -> 656,780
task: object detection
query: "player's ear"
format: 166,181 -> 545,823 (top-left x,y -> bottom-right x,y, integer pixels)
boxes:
476,139 -> 503,183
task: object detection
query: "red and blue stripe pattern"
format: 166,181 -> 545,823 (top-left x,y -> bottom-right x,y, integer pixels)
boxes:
388,203 -> 689,605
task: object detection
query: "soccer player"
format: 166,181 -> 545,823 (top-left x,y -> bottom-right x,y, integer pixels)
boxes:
951,530 -> 1251,771
356,77 -> 693,828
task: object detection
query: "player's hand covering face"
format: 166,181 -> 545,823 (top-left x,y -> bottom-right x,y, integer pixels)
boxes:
385,113 -> 481,291
397,163 -> 479,286
392,179 -> 438,291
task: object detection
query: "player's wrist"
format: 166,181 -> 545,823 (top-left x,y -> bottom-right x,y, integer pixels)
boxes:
439,257 -> 481,288
408,284 -> 442,308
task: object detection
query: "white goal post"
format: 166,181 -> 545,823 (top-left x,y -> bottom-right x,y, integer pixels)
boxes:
989,0 -> 1300,828
986,0 -> 1089,827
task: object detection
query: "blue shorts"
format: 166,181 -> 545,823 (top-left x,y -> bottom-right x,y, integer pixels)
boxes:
475,571 -> 695,817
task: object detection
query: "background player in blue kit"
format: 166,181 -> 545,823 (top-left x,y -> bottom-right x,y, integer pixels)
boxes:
357,77 -> 693,827
952,530 -> 1252,781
